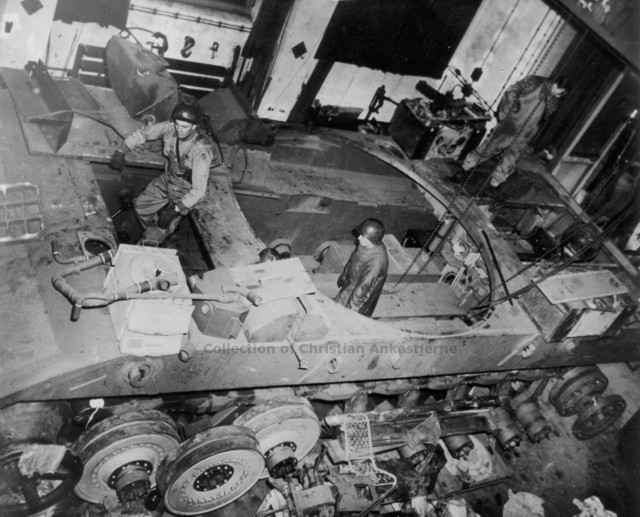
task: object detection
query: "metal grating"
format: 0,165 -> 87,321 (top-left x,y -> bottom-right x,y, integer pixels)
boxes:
342,413 -> 397,487
0,183 -> 44,244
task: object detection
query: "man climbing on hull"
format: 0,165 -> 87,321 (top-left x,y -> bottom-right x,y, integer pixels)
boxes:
109,103 -> 221,245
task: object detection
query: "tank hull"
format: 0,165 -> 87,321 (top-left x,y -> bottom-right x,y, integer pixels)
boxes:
3,130 -> 640,407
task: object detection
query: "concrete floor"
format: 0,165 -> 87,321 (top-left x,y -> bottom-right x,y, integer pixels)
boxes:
460,362 -> 640,517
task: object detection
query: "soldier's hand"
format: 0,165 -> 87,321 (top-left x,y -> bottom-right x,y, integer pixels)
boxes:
337,276 -> 345,288
109,150 -> 126,171
157,203 -> 180,229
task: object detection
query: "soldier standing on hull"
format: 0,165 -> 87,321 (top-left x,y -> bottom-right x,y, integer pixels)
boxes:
462,75 -> 569,187
109,103 -> 221,245
335,218 -> 389,317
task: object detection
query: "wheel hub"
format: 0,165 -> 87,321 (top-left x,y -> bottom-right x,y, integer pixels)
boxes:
194,464 -> 234,491
108,460 -> 153,502
442,435 -> 473,459
265,442 -> 298,478
107,460 -> 153,488
491,407 -> 522,451
516,402 -> 552,443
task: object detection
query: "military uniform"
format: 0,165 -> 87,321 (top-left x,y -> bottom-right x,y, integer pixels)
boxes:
335,242 -> 389,317
463,76 -> 561,186
121,121 -> 221,244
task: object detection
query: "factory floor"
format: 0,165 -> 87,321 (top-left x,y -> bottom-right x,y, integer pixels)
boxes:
457,362 -> 640,517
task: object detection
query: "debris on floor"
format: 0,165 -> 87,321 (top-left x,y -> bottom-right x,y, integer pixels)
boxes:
502,489 -> 545,516
573,496 -> 617,517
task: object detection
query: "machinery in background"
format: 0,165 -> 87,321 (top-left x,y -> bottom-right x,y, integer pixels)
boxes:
388,80 -> 491,161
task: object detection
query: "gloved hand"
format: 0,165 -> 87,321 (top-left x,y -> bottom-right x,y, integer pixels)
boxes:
109,150 -> 126,171
157,202 -> 180,229
337,275 -> 345,289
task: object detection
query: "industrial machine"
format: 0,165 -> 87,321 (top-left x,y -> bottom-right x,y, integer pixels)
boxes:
0,50 -> 639,516
388,80 -> 490,161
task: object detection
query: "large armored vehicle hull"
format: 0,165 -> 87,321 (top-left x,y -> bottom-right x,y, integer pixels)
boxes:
4,124 -> 639,403
0,63 -> 638,516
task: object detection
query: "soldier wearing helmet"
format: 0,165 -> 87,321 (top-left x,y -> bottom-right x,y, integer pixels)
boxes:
109,102 -> 221,245
335,218 -> 389,317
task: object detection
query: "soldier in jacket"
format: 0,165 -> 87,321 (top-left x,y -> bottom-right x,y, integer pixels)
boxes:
335,218 -> 389,317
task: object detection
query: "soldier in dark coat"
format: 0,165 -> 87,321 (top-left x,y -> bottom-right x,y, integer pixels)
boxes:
335,218 -> 389,317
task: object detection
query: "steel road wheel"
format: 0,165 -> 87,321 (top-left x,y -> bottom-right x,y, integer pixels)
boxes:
72,410 -> 180,504
572,394 -> 626,440
156,425 -> 264,515
233,397 -> 321,465
549,367 -> 608,416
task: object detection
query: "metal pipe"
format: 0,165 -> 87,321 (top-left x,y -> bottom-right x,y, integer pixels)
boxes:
129,5 -> 251,32
425,213 -> 456,254
222,285 -> 263,305
51,240 -> 93,265
125,292 -> 238,302
482,230 -> 513,306
52,247 -> 243,320
56,277 -> 239,321
51,249 -> 115,320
